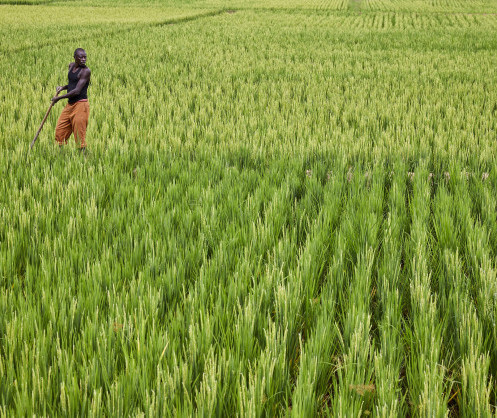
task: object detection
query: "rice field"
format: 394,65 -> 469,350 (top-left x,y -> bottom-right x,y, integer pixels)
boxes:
1,0 -> 497,415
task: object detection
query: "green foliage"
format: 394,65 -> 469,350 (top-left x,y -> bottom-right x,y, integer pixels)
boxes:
2,0 -> 497,415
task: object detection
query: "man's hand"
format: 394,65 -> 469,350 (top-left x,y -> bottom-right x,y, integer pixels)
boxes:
56,86 -> 64,94
51,95 -> 61,103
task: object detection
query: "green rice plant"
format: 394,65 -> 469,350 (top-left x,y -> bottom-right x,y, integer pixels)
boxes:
432,174 -> 491,416
332,249 -> 376,416
373,163 -> 408,416
456,176 -> 496,413
290,167 -> 345,416
406,163 -> 449,416
319,167 -> 384,415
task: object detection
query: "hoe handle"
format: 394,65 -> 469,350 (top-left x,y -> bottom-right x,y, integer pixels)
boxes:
30,91 -> 60,150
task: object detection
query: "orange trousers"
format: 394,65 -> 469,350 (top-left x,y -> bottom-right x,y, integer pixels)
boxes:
55,100 -> 89,148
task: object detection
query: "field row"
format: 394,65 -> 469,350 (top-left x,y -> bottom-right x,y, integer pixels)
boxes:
364,0 -> 497,13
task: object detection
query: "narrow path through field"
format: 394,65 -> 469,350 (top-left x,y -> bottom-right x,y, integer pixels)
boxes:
0,9 -> 227,54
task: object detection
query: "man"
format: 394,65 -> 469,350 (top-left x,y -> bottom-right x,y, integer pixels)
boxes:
52,48 -> 91,151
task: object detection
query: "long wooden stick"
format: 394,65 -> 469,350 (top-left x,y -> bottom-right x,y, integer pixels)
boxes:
30,91 -> 60,150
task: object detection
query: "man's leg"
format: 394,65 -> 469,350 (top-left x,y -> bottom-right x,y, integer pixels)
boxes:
55,104 -> 73,146
71,101 -> 89,149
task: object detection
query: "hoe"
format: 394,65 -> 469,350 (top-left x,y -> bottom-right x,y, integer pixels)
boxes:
30,91 -> 60,150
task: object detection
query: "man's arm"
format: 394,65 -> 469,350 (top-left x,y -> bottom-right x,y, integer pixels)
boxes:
52,68 -> 90,102
56,85 -> 68,94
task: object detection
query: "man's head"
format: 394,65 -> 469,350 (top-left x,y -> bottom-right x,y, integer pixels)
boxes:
74,48 -> 87,67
